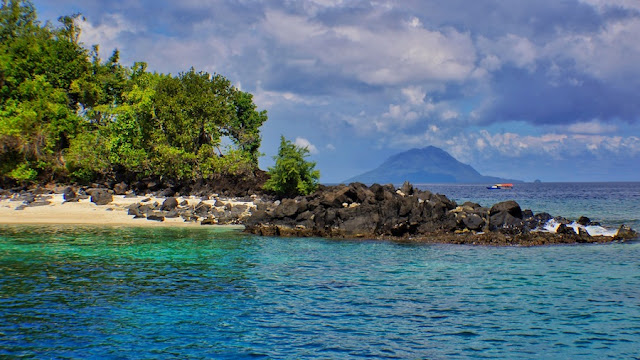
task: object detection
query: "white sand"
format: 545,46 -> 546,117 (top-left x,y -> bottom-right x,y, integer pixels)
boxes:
0,194 -> 247,228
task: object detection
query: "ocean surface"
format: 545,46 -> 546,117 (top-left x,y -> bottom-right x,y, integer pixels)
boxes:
1,182 -> 639,359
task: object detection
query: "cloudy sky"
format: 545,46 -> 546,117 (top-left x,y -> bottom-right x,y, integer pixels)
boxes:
33,0 -> 640,182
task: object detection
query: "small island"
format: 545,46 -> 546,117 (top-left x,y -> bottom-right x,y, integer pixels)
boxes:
0,2 -> 637,246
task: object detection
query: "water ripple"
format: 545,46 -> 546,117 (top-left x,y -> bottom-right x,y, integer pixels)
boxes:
1,226 -> 640,359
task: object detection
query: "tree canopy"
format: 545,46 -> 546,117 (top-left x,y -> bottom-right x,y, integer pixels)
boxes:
0,0 -> 267,185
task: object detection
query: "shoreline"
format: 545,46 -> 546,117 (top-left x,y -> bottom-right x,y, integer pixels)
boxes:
2,183 -> 637,246
0,193 -> 243,228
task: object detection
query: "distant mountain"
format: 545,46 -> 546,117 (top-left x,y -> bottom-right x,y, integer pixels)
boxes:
345,146 -> 521,184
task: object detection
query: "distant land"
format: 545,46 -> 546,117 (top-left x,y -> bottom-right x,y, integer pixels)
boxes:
345,146 -> 522,184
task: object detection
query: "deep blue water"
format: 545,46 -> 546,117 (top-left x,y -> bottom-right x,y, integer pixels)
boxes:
417,182 -> 640,230
1,182 -> 639,359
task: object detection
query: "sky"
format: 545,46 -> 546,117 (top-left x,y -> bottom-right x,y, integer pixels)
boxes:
31,0 -> 640,183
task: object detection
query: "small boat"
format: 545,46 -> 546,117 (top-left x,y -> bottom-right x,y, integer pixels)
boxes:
487,183 -> 513,189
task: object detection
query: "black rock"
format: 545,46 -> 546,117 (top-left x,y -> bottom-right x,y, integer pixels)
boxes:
614,225 -> 638,240
400,181 -> 414,196
157,188 -> 176,197
63,187 -> 77,202
161,197 -> 178,211
165,209 -> 180,218
577,216 -> 591,226
113,182 -> 128,195
90,189 -> 113,205
124,191 -> 138,198
463,213 -> 485,231
274,199 -> 301,218
490,200 -> 523,219
556,224 -> 577,235
147,213 -> 165,222
20,192 -> 35,204
127,204 -> 146,218
28,200 -> 51,207
194,201 -> 212,217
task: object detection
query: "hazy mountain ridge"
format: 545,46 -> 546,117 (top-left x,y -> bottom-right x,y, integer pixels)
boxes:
346,146 -> 521,184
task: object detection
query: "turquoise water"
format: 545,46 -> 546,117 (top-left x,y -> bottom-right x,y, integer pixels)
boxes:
1,225 -> 640,359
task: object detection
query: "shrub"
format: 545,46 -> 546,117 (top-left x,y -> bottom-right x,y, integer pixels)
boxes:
263,136 -> 320,197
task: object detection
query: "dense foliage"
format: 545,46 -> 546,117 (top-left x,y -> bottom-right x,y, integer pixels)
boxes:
0,0 -> 267,185
263,136 -> 320,197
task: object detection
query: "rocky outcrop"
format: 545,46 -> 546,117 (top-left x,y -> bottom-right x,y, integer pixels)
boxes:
614,225 -> 638,240
244,182 -> 637,245
126,197 -> 255,225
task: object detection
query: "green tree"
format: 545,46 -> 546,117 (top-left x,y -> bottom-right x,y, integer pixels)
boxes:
0,1 -> 269,185
154,68 -> 234,154
0,1 -> 89,182
225,90 -> 267,166
263,136 -> 320,197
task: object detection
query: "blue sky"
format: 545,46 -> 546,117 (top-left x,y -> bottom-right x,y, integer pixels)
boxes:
32,0 -> 640,182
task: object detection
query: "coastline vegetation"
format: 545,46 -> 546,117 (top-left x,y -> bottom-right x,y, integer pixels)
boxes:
0,0 -> 269,187
263,136 -> 320,197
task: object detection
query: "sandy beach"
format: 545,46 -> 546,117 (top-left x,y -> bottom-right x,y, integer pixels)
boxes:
0,194 -> 244,228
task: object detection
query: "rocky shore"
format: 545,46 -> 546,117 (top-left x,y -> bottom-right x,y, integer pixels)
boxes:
244,182 -> 638,246
1,181 -> 637,246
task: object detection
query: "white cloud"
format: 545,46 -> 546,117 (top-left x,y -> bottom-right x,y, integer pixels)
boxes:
261,10 -> 477,86
294,137 -> 319,154
578,0 -> 640,12
567,120 -> 618,134
253,82 -> 328,108
544,17 -> 640,82
407,16 -> 423,29
477,34 -> 538,72
390,129 -> 640,165
78,14 -> 141,58
401,86 -> 426,105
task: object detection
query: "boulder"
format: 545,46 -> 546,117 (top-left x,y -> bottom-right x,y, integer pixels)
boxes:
19,192 -> 35,204
400,181 -> 415,196
274,198 -> 301,218
462,201 -> 482,210
157,188 -> 176,197
577,216 -> 591,226
614,225 -> 638,240
165,209 -> 180,218
113,182 -> 128,195
490,200 -> 523,219
161,197 -> 178,211
194,201 -> 212,218
147,213 -> 165,222
462,213 -> 485,231
127,204 -> 146,218
63,187 -> 78,202
320,186 -> 351,208
556,224 -> 577,235
90,189 -> 113,205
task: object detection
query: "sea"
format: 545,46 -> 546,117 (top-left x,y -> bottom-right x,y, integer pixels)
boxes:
1,182 -> 639,359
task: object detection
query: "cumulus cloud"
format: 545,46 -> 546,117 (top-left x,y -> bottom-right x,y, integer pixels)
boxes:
477,34 -> 538,72
35,0 -> 640,180
260,9 -> 477,87
294,137 -> 319,154
77,14 -> 141,58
